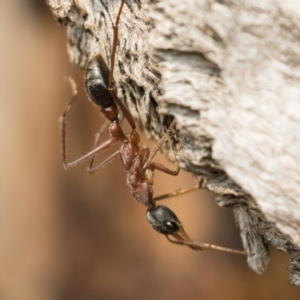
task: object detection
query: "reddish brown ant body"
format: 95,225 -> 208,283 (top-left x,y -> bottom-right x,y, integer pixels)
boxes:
59,0 -> 246,256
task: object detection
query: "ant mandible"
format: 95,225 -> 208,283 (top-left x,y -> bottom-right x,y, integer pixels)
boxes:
59,0 -> 246,256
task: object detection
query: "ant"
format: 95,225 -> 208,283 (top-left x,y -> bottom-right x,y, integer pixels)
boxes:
59,0 -> 246,256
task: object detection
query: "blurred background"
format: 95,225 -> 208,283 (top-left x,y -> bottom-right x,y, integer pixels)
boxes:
0,0 -> 299,299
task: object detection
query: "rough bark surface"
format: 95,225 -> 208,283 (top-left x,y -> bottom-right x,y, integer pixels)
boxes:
47,0 -> 300,286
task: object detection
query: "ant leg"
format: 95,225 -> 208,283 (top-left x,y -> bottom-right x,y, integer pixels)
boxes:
142,119 -> 179,178
87,121 -> 109,170
143,119 -> 177,170
108,0 -> 125,88
88,150 -> 120,174
166,235 -> 246,255
61,136 -> 118,169
107,0 -> 136,129
86,121 -> 120,174
59,77 -> 78,164
59,77 -> 118,170
147,162 -> 180,176
109,89 -> 136,129
153,185 -> 199,202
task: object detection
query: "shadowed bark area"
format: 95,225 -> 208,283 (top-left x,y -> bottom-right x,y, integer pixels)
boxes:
47,0 -> 300,286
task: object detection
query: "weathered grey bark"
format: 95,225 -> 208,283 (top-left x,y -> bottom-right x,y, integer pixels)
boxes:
47,0 -> 300,286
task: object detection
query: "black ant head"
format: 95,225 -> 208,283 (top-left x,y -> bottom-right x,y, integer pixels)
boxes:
146,205 -> 181,234
146,205 -> 194,244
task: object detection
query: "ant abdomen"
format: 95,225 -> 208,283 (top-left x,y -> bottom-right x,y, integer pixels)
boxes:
85,55 -> 114,108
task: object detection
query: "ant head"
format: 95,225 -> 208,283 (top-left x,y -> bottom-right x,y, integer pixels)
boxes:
146,205 -> 195,245
146,205 -> 181,234
130,130 -> 140,146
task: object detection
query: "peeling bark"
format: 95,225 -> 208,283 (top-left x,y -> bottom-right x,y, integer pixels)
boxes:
47,0 -> 300,286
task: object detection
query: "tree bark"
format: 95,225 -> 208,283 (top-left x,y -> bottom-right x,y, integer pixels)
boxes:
47,0 -> 300,286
